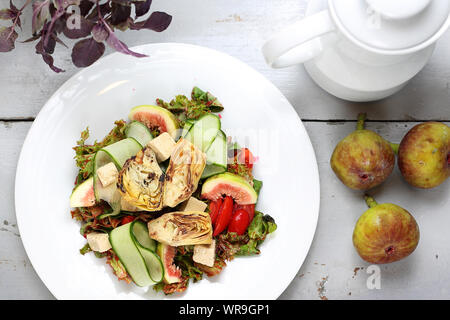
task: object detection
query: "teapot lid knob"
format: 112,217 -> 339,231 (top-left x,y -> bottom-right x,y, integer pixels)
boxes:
329,0 -> 450,53
366,0 -> 431,20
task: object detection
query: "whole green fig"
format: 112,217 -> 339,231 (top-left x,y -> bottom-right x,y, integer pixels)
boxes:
331,114 -> 396,190
398,122 -> 450,189
353,196 -> 420,264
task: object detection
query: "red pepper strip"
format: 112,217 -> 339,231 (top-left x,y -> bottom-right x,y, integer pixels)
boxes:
209,198 -> 222,226
213,196 -> 234,236
121,216 -> 135,225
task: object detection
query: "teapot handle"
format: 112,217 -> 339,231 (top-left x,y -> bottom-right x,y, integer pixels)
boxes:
262,10 -> 335,68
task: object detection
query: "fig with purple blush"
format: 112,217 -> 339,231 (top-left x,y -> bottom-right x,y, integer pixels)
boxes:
330,113 -> 396,191
353,195 -> 420,264
398,122 -> 450,189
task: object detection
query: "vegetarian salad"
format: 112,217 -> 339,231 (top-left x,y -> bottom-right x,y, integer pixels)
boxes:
70,87 -> 277,295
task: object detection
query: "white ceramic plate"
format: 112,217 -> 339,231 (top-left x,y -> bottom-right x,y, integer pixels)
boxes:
15,43 -> 320,300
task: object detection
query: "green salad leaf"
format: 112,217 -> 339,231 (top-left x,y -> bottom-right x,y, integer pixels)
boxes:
156,87 -> 224,126
73,120 -> 127,183
217,212 -> 277,258
248,212 -> 277,240
253,179 -> 263,196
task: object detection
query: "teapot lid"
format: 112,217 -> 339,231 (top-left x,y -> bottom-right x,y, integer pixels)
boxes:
329,0 -> 450,53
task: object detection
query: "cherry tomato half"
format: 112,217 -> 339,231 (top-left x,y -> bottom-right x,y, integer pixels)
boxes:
213,196 -> 234,236
234,204 -> 255,222
209,198 -> 223,226
121,216 -> 136,225
238,148 -> 254,169
228,209 -> 250,235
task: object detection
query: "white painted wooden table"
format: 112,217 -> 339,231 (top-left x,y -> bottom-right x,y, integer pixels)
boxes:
1,0 -> 449,300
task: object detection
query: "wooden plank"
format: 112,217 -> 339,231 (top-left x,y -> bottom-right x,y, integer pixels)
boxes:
1,0 -> 449,120
0,121 -> 54,299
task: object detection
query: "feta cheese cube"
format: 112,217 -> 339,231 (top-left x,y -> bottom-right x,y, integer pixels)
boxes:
86,232 -> 112,253
96,162 -> 118,187
193,240 -> 216,267
148,132 -> 176,162
180,197 -> 208,212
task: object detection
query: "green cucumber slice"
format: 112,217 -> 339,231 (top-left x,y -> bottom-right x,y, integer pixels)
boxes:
132,221 -> 156,252
205,130 -> 227,167
135,246 -> 164,284
201,130 -> 227,179
125,121 -> 153,148
184,114 -> 221,152
181,119 -> 195,138
93,137 -> 142,201
131,221 -> 163,283
109,223 -> 155,287
94,137 -> 142,170
97,189 -> 122,220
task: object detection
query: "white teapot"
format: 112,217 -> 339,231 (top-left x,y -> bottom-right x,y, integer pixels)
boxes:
262,0 -> 450,102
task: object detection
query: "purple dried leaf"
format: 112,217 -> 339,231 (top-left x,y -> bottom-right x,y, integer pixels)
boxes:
98,2 -> 111,16
53,15 -> 66,33
44,33 -> 56,53
22,33 -> 42,43
63,14 -> 93,39
0,9 -> 15,20
9,0 -> 19,12
72,37 -> 105,67
111,0 -> 132,5
0,26 -> 17,52
86,1 -> 111,22
91,23 -> 108,42
131,11 -> 171,32
79,0 -> 95,16
106,30 -> 147,58
35,38 -> 65,73
134,0 -> 152,17
42,53 -> 65,72
110,2 -> 131,26
15,15 -> 21,29
43,3 -> 65,47
145,11 -> 172,32
32,0 -> 50,35
113,17 -> 133,31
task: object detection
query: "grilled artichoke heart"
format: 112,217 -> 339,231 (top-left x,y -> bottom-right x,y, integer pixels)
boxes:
163,138 -> 206,208
117,147 -> 164,211
147,211 -> 212,246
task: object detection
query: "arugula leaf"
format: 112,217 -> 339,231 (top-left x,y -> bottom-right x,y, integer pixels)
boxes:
156,87 -> 224,126
191,87 -> 224,112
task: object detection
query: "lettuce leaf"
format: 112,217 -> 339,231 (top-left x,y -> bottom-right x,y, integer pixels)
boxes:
73,120 -> 127,183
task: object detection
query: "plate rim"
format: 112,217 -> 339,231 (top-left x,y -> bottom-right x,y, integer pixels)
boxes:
14,42 -> 320,300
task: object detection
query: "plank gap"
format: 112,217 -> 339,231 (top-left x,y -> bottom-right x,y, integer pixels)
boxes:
0,118 -> 35,122
302,119 -> 450,123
